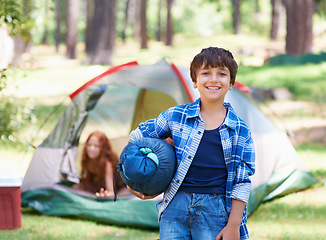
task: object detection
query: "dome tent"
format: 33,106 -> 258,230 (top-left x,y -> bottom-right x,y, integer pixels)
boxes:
21,59 -> 316,229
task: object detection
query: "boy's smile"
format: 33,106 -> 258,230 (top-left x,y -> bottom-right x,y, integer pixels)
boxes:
194,65 -> 232,102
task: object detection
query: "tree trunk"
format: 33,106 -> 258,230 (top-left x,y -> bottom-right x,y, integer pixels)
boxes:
85,0 -> 117,64
254,0 -> 260,24
66,0 -> 79,59
85,0 -> 94,54
133,0 -> 141,42
140,0 -> 147,49
232,0 -> 241,34
42,0 -> 49,44
165,0 -> 172,46
55,0 -> 61,52
122,0 -> 130,43
156,0 -> 162,41
283,0 -> 314,55
270,0 -> 280,41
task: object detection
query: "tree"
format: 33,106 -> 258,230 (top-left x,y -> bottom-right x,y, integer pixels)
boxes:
165,0 -> 173,45
66,0 -> 79,59
156,0 -> 162,41
85,0 -> 117,64
0,0 -> 32,142
283,0 -> 314,55
85,0 -> 94,54
133,0 -> 141,42
270,0 -> 281,40
140,0 -> 147,49
55,0 -> 61,52
121,0 -> 130,43
0,0 -> 32,66
232,0 -> 241,34
41,0 -> 49,45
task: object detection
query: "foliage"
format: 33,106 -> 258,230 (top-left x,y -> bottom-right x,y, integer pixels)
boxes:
0,0 -> 24,34
0,0 -> 33,43
0,69 -> 34,143
315,0 -> 326,16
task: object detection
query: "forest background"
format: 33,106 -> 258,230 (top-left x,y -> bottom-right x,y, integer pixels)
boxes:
0,0 -> 326,239
1,0 -> 325,144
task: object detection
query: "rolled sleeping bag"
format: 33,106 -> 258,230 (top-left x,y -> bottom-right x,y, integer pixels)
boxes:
118,138 -> 176,196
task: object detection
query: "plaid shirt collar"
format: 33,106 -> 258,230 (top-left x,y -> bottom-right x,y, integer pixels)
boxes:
188,98 -> 237,131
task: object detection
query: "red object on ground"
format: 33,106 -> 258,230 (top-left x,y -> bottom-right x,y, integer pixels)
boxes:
0,186 -> 22,229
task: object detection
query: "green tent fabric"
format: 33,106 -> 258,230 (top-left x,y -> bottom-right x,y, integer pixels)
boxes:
22,185 -> 160,229
21,59 -> 317,228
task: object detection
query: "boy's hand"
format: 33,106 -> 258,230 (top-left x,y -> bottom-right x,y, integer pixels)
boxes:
216,198 -> 244,240
164,137 -> 174,146
215,224 -> 240,240
126,186 -> 160,199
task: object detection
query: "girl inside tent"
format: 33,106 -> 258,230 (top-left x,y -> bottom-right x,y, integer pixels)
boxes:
72,131 -> 124,196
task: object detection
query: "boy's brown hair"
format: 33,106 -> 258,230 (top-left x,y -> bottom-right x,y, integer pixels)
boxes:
190,47 -> 238,85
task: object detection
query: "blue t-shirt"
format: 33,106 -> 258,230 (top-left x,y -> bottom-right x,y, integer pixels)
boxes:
179,127 -> 227,194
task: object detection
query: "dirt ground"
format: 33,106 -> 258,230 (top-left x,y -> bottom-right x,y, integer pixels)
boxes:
261,100 -> 326,146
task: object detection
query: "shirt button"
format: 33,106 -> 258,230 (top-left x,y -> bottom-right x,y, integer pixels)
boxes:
176,179 -> 180,183
198,131 -> 201,134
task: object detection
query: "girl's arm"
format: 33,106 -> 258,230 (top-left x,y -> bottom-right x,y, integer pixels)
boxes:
96,162 -> 114,197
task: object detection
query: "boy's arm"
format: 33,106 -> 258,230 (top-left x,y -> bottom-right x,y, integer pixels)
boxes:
215,199 -> 245,240
130,109 -> 172,141
126,186 -> 160,199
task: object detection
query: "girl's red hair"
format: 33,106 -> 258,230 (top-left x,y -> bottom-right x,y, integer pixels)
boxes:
80,131 -> 118,189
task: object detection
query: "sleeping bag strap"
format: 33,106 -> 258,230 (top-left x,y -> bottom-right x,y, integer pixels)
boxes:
113,166 -> 118,202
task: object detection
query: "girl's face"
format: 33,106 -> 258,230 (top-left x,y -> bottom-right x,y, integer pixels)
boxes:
86,135 -> 101,160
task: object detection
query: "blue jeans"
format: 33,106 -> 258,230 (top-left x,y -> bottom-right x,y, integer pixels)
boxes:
159,191 -> 229,240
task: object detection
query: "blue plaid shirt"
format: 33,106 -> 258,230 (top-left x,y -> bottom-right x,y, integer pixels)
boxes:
130,98 -> 255,239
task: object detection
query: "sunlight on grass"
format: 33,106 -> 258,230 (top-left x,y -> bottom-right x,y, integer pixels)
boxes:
248,186 -> 326,239
0,209 -> 159,240
5,65 -> 106,99
248,219 -> 326,240
238,63 -> 326,101
112,33 -> 272,67
296,144 -> 326,185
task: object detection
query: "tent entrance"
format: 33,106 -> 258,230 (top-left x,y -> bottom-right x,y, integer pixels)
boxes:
131,89 -> 178,131
78,87 -> 178,164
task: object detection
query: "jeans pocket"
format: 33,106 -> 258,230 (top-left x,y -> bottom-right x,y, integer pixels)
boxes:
217,195 -> 228,217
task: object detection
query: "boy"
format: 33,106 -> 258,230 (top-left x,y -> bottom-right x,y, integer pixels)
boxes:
128,47 -> 255,240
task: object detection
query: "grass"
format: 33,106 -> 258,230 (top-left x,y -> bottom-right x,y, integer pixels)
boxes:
238,63 -> 326,101
247,143 -> 326,239
0,208 -> 160,240
1,33 -> 326,239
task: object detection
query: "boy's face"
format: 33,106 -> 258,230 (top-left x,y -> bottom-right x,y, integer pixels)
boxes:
194,64 -> 232,102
